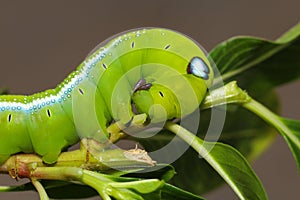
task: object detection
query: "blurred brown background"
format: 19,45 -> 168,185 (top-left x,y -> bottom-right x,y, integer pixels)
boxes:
0,0 -> 299,199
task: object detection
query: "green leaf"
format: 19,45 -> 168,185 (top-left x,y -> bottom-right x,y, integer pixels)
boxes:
201,81 -> 300,174
200,142 -> 267,200
276,22 -> 300,43
165,122 -> 268,200
204,81 -> 300,174
200,81 -> 279,161
161,184 -> 205,200
174,22 -> 300,195
59,177 -> 206,200
131,22 -> 300,198
0,166 -> 204,200
243,99 -> 300,173
209,22 -> 300,87
126,164 -> 176,182
280,118 -> 300,171
0,181 -> 99,199
136,132 -> 225,194
108,179 -> 164,194
137,84 -> 278,195
136,182 -> 206,200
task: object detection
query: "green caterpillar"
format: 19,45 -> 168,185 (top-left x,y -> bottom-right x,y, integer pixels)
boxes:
0,28 -> 214,164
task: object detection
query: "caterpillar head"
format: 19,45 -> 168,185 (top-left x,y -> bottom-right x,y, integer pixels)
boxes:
131,56 -> 213,123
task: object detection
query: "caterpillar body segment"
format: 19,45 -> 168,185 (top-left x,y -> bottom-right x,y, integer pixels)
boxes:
0,28 -> 213,164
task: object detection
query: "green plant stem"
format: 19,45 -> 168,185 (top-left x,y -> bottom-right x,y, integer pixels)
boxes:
0,113 -> 152,177
28,167 -> 111,199
27,167 -> 118,199
200,81 -> 250,110
215,42 -> 289,82
0,147 -> 154,180
164,122 -> 254,199
202,81 -> 299,148
0,186 -> 20,192
202,81 -> 300,172
27,166 -> 162,200
31,179 -> 49,200
243,98 -> 300,148
80,170 -> 112,200
0,113 -> 153,199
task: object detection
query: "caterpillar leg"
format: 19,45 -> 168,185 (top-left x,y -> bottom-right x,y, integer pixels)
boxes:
133,79 -> 152,92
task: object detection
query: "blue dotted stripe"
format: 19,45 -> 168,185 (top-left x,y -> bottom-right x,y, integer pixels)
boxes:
0,29 -> 148,113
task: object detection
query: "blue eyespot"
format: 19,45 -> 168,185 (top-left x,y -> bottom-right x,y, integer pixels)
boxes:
187,57 -> 210,80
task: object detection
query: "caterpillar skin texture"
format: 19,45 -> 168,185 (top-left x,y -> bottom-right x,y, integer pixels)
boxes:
0,28 -> 214,164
